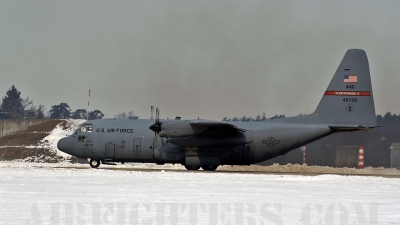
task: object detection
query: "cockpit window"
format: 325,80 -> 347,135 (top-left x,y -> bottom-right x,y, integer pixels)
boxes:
76,124 -> 93,133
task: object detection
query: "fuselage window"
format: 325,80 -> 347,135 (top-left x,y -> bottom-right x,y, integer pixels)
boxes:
78,135 -> 86,142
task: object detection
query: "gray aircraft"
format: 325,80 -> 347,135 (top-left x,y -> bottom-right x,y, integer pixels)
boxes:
57,49 -> 378,170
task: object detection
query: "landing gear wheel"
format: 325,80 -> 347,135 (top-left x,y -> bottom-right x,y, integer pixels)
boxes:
184,165 -> 200,170
202,166 -> 218,171
89,159 -> 100,168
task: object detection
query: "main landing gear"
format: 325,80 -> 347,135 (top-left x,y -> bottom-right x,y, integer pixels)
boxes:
201,166 -> 218,171
184,165 -> 218,171
89,159 -> 101,168
185,165 -> 200,170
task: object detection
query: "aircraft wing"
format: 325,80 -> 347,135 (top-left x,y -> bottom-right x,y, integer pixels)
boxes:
189,120 -> 246,133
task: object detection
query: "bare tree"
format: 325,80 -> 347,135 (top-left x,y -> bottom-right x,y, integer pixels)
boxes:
36,104 -> 45,119
114,111 -> 137,119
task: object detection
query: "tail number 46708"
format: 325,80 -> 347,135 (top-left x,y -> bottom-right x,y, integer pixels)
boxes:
343,98 -> 357,102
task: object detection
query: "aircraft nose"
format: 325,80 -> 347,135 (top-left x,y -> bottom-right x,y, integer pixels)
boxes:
57,137 -> 74,155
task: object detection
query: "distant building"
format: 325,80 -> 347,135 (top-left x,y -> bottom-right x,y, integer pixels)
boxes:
390,143 -> 400,169
335,146 -> 359,168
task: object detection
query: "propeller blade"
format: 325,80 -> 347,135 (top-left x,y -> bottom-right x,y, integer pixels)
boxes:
151,106 -> 154,120
155,132 -> 159,147
156,107 -> 159,124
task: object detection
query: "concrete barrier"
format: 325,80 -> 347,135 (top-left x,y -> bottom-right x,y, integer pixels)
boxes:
0,119 -> 53,137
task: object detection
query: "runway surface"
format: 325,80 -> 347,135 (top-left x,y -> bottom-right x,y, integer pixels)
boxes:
51,165 -> 400,179
52,161 -> 400,178
1,162 -> 400,224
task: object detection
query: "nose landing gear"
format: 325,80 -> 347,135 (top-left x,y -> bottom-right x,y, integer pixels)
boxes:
89,159 -> 101,168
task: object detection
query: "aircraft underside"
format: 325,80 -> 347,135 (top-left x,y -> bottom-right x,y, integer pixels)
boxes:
88,145 -> 254,171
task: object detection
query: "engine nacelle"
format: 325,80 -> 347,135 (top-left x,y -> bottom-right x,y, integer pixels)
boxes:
159,120 -> 206,138
153,144 -> 184,163
167,136 -> 249,147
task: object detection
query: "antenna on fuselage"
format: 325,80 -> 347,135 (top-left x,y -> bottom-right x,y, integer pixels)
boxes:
86,90 -> 91,121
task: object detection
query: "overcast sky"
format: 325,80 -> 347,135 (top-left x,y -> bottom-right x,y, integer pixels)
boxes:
1,1 -> 399,120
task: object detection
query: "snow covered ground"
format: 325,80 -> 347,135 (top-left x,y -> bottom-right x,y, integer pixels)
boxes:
1,162 -> 400,225
39,119 -> 85,158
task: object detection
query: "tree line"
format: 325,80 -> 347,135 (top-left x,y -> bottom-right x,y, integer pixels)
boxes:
296,112 -> 400,167
0,85 -> 104,120
222,113 -> 286,122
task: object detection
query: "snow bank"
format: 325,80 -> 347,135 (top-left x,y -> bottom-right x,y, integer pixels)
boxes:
219,163 -> 400,176
38,119 -> 85,158
0,119 -> 85,159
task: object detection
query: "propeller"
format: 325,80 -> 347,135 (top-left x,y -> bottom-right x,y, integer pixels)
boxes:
149,107 -> 162,146
149,107 -> 161,133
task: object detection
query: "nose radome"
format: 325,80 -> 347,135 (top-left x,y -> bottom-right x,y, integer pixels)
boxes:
57,137 -> 74,155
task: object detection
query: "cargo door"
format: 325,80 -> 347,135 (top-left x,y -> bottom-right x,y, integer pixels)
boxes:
105,143 -> 115,158
115,141 -> 126,158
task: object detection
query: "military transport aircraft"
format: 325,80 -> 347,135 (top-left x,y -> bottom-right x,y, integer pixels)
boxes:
57,49 -> 378,170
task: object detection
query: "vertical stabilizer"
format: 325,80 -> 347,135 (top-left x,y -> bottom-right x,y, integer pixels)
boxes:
312,49 -> 377,126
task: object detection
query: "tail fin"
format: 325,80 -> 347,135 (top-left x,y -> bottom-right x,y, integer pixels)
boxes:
312,49 -> 377,129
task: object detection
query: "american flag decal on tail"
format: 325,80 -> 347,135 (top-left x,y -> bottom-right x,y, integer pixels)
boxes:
344,75 -> 357,83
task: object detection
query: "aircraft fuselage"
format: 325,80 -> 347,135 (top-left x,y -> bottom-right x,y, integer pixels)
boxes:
58,116 -> 332,167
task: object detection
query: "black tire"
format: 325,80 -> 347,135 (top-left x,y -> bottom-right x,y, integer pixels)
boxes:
184,165 -> 200,170
89,159 -> 100,168
202,166 -> 218,171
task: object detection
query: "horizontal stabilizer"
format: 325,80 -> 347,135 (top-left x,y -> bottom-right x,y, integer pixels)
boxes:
328,124 -> 380,132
